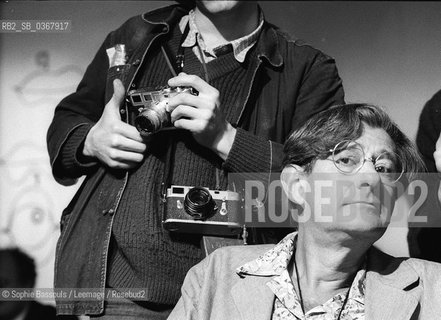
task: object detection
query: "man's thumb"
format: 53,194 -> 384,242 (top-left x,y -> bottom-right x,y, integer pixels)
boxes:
109,79 -> 126,108
436,133 -> 441,152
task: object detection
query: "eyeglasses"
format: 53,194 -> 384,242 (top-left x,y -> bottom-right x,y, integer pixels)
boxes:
326,140 -> 404,185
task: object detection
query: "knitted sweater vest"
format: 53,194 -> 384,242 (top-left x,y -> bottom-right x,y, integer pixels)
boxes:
107,23 -> 250,305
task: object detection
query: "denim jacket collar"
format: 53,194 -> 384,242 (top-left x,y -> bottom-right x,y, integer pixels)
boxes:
140,4 -> 283,68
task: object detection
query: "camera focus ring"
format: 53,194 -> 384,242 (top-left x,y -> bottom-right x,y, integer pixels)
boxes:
184,187 -> 217,220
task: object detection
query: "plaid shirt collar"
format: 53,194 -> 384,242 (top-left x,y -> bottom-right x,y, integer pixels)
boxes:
179,8 -> 264,63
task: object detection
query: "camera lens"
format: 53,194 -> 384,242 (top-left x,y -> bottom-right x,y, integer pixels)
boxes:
135,106 -> 167,136
135,115 -> 158,135
184,187 -> 217,220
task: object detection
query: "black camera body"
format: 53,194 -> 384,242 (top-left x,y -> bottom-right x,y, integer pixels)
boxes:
162,185 -> 243,236
126,86 -> 196,136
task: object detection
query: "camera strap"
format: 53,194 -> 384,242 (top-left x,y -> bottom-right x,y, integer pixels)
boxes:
159,24 -> 190,203
159,22 -> 220,199
159,22 -> 236,243
160,133 -> 176,204
160,22 -> 190,77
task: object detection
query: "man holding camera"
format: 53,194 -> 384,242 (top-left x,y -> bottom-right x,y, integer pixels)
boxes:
47,1 -> 344,318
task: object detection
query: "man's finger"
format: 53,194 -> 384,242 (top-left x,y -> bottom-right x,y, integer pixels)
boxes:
116,122 -> 145,142
106,160 -> 141,170
113,136 -> 147,153
168,73 -> 209,93
436,134 -> 441,151
111,79 -> 126,107
173,118 -> 201,132
102,79 -> 126,119
170,104 -> 200,123
108,149 -> 145,163
167,93 -> 201,112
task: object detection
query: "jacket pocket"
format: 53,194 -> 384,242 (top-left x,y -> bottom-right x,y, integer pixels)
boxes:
58,185 -> 82,234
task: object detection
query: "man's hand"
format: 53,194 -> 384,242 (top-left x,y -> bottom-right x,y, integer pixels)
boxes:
83,79 -> 146,169
167,73 -> 236,160
434,134 -> 441,205
434,134 -> 441,172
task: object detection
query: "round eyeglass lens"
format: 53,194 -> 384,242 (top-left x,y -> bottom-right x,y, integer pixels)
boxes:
374,151 -> 403,184
331,141 -> 364,173
331,140 -> 404,184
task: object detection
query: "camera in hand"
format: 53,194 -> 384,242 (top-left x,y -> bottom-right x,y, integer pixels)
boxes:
163,185 -> 243,236
126,86 -> 197,136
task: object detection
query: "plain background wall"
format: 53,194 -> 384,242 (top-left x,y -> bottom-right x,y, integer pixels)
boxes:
1,1 -> 440,303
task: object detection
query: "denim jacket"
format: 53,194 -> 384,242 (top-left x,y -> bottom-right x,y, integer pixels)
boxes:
46,4 -> 344,315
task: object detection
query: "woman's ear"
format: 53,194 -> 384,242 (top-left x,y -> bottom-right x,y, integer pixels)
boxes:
281,164 -> 307,205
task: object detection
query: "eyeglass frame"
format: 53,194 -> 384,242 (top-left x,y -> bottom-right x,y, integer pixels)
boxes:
323,140 -> 404,185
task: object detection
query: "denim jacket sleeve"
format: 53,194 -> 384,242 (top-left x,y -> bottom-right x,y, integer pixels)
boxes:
47,7 -> 183,186
46,33 -> 111,186
223,47 -> 344,174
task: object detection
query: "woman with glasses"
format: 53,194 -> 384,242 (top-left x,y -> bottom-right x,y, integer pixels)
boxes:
168,103 -> 441,320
